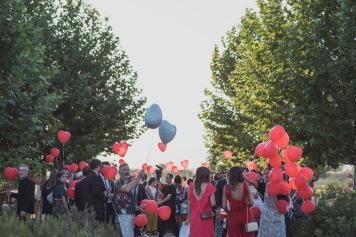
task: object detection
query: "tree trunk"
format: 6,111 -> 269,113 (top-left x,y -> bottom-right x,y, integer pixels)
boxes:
353,157 -> 356,190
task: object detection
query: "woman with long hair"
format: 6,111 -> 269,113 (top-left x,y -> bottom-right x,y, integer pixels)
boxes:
222,166 -> 254,237
52,171 -> 70,216
145,177 -> 158,235
41,170 -> 58,215
187,167 -> 216,237
174,175 -> 185,229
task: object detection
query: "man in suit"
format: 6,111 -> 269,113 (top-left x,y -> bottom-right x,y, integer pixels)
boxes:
9,164 -> 35,221
74,167 -> 92,212
87,159 -> 107,222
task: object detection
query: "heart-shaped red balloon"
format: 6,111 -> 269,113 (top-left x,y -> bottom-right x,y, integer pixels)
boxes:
119,159 -> 126,165
118,142 -> 128,157
147,165 -> 155,175
64,164 -> 71,171
112,142 -> 120,153
50,148 -> 60,158
67,187 -> 75,200
181,160 -> 189,169
158,143 -> 167,152
142,163 -> 148,171
4,167 -> 18,181
70,163 -> 78,172
224,150 -> 233,159
79,161 -> 88,171
157,206 -> 171,220
135,214 -> 148,227
58,131 -> 71,144
102,165 -> 117,181
172,166 -> 179,174
46,154 -> 55,164
165,161 -> 173,170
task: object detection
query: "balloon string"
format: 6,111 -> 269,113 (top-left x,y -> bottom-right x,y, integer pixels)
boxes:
146,130 -> 155,164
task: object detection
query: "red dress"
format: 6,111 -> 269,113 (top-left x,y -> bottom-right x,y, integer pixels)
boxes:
189,183 -> 216,237
225,183 -> 254,237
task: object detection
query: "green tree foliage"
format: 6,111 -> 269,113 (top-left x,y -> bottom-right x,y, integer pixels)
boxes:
200,0 -> 356,175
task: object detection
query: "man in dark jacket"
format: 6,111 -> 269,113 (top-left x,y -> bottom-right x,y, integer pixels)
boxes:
10,164 -> 35,221
74,167 -> 92,212
87,159 -> 107,222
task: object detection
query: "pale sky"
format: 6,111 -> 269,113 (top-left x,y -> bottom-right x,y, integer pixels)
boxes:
87,0 -> 257,169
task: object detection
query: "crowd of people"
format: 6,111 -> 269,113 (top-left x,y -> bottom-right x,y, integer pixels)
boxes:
1,160 -> 310,237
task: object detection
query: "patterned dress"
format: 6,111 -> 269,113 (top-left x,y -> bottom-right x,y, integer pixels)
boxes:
257,192 -> 286,237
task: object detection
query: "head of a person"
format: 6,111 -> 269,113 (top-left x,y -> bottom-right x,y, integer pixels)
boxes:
148,177 -> 157,187
119,163 -> 130,178
263,165 -> 272,181
90,159 -> 102,172
56,171 -> 67,185
187,178 -> 193,186
174,175 -> 182,186
194,167 -> 210,195
229,166 -> 244,189
82,167 -> 91,178
182,176 -> 187,182
102,161 -> 110,166
46,170 -> 59,189
18,164 -> 29,180
165,173 -> 174,184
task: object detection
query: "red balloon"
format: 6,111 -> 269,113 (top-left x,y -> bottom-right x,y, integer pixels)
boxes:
140,199 -> 150,207
64,165 -> 71,171
246,161 -> 257,171
245,172 -> 258,182
4,167 -> 18,181
32,177 -> 39,185
218,210 -> 228,220
299,167 -> 313,181
144,200 -> 158,214
285,163 -> 300,177
46,154 -> 55,164
282,149 -> 292,164
147,165 -> 154,175
58,130 -> 71,144
102,165 -> 117,181
172,166 -> 179,174
142,163 -> 148,171
269,154 -> 282,168
286,146 -> 302,162
224,150 -> 233,159
255,142 -> 267,158
267,181 -> 281,196
50,148 -> 60,158
250,206 -> 261,219
165,162 -> 173,170
297,186 -> 314,200
269,125 -> 285,143
181,160 -> 189,169
69,180 -> 77,188
134,214 -> 148,227
117,142 -> 128,157
279,181 -> 291,196
79,161 -> 88,171
301,200 -> 315,214
112,142 -> 120,153
119,159 -> 125,165
67,187 -> 75,199
263,142 -> 278,159
158,143 -> 167,152
201,162 -> 209,168
276,200 -> 288,214
276,132 -> 289,149
157,206 -> 171,220
133,171 -> 139,177
294,174 -> 308,189
289,178 -> 298,190
269,168 -> 283,182
70,163 -> 78,173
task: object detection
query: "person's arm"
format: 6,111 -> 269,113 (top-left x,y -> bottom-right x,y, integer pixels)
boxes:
146,186 -> 153,199
222,186 -> 227,211
120,170 -> 145,193
210,193 -> 216,207
158,194 -> 172,205
248,186 -> 254,206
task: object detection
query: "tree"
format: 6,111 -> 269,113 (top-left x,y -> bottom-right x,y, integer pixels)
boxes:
200,0 -> 356,187
0,0 -> 62,177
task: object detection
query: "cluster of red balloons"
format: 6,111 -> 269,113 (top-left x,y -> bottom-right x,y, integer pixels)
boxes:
44,130 -> 71,165
112,142 -> 128,157
134,200 -> 171,227
255,125 -> 315,215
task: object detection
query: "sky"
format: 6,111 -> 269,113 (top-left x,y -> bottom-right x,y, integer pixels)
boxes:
86,0 -> 257,169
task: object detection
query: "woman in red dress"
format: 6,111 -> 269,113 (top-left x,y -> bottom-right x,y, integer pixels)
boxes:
222,166 -> 255,237
187,167 -> 216,237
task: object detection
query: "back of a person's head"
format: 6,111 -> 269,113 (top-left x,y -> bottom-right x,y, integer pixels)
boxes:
194,167 -> 210,195
174,175 -> 182,185
90,159 -> 102,170
229,166 -> 244,187
102,161 -> 110,166
83,167 -> 91,177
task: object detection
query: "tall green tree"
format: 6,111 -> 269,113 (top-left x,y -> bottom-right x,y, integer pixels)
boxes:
200,0 -> 356,187
0,0 -> 62,176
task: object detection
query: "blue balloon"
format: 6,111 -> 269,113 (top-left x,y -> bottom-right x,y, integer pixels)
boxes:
145,104 -> 162,129
159,120 -> 177,144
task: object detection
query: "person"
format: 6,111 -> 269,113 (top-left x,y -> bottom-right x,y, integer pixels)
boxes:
74,167 -> 91,212
174,175 -> 185,229
214,172 -> 227,237
158,173 -> 178,237
87,159 -> 107,222
134,175 -> 148,237
42,170 -> 58,215
9,164 -> 35,221
187,167 -> 216,237
145,177 -> 159,235
101,161 -> 115,224
258,167 -> 286,237
52,171 -> 70,216
222,167 -> 254,237
113,163 -> 145,237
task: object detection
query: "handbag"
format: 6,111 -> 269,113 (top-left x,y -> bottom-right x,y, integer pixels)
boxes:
179,222 -> 190,237
199,199 -> 214,220
245,204 -> 258,232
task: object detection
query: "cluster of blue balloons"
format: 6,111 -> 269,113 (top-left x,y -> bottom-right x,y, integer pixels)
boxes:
145,104 -> 176,144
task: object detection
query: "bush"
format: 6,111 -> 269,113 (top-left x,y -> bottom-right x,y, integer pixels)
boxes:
0,209 -> 117,237
291,186 -> 356,237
